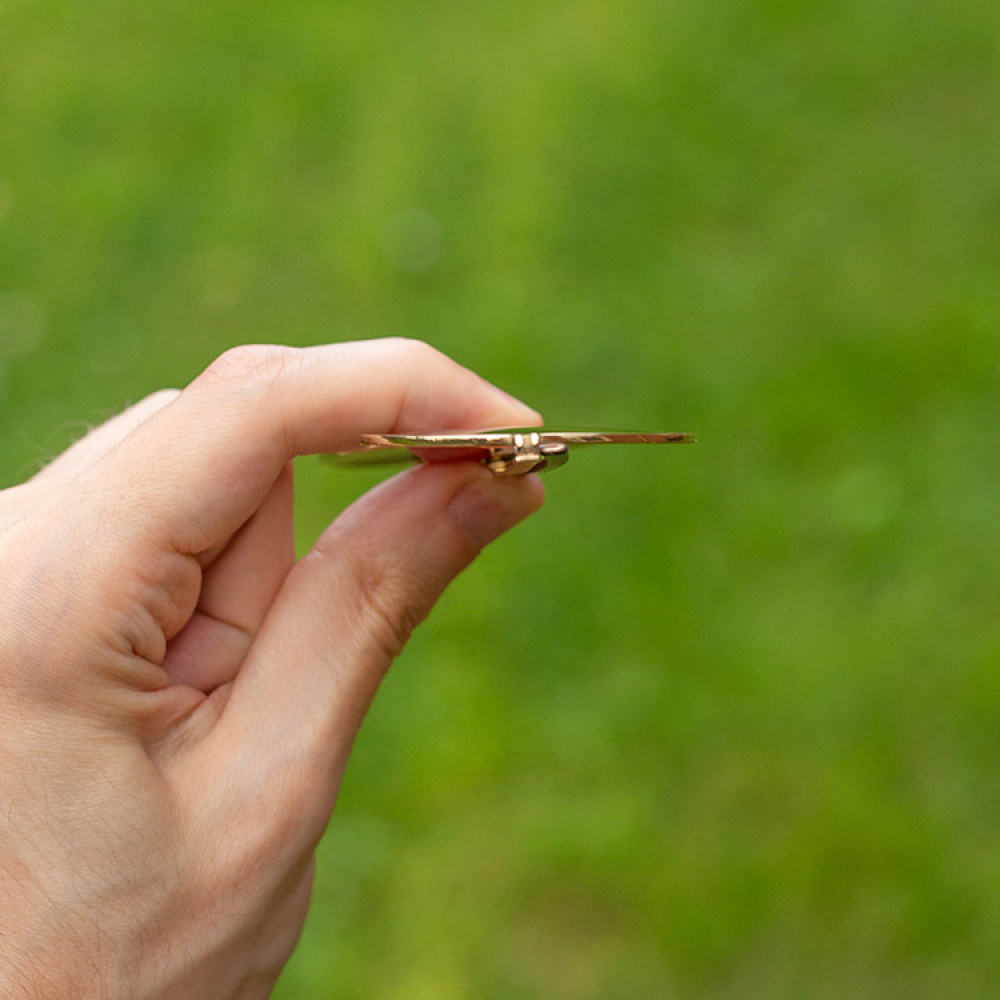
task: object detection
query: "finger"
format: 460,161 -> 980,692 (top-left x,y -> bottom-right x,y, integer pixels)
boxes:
78,340 -> 541,556
31,390 -> 180,485
199,461 -> 543,805
161,462 -> 295,692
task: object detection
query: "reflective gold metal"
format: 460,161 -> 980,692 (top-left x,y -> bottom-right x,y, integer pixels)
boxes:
329,428 -> 695,476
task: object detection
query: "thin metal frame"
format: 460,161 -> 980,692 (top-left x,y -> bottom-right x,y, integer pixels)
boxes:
331,428 -> 695,476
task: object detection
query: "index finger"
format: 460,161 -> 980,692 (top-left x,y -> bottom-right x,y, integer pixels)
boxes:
79,340 -> 541,554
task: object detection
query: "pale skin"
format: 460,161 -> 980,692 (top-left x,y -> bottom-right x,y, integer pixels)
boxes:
0,339 -> 544,998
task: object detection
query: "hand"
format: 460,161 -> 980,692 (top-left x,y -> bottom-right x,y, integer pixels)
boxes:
0,340 -> 544,998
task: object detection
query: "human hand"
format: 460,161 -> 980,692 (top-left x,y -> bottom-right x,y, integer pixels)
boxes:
0,340 -> 543,998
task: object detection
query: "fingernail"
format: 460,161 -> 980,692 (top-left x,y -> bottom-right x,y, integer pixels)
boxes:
447,473 -> 545,550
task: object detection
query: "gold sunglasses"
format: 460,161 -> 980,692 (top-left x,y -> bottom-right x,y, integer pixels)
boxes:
328,428 -> 695,476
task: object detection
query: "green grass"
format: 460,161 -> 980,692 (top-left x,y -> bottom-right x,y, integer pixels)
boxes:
2,0 -> 999,995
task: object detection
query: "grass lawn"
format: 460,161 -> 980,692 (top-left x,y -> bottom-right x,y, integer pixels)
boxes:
2,0 -> 999,995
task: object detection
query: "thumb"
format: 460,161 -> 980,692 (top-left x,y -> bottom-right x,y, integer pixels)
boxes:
209,460 -> 542,789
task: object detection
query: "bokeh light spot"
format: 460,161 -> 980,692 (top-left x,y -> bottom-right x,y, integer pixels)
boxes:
830,464 -> 901,534
0,291 -> 47,358
193,245 -> 255,311
79,312 -> 142,377
379,208 -> 445,273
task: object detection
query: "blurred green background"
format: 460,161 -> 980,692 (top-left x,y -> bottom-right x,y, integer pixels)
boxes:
2,0 -> 999,995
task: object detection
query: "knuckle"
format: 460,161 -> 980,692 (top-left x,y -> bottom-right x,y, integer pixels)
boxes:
204,344 -> 299,389
383,336 -> 440,365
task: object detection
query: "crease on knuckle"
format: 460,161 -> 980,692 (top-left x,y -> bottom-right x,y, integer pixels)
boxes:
382,336 -> 437,360
354,551 -> 426,663
203,344 -> 299,394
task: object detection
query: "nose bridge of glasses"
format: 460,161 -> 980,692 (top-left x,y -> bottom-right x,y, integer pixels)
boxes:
485,431 -> 569,475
